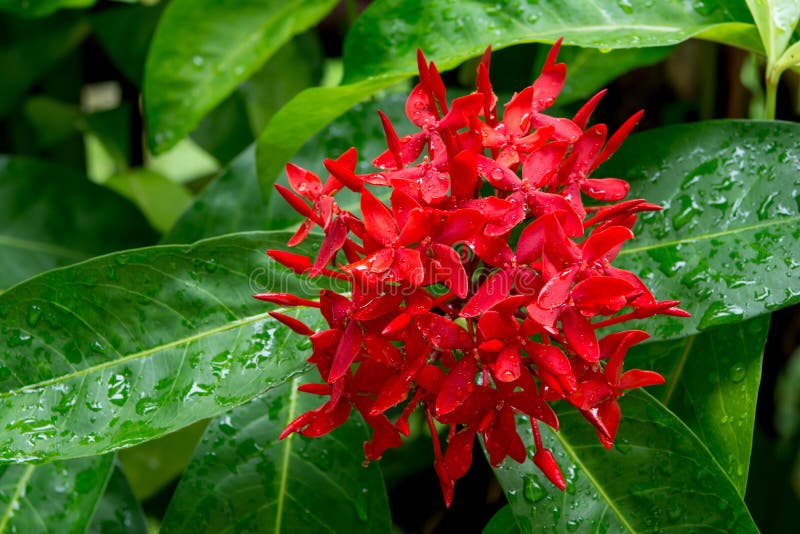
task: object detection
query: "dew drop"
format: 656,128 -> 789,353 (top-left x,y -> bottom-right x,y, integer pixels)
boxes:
523,475 -> 547,503
26,305 -> 42,328
617,0 -> 633,14
192,55 -> 205,67
728,365 -> 746,383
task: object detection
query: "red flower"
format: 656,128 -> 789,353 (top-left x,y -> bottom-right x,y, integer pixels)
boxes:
256,39 -> 687,507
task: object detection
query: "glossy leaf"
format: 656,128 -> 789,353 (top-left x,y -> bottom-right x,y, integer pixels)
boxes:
256,0 -> 758,203
0,0 -> 93,17
161,377 -> 392,533
745,0 -> 800,62
105,169 -> 193,234
0,13 -> 89,116
87,465 -> 147,534
0,455 -> 113,533
0,231 -> 323,462
630,317 -> 769,495
493,391 -> 758,533
343,0 -> 755,83
608,120 -> 800,339
118,420 -> 207,500
144,0 -> 337,154
0,156 -> 157,290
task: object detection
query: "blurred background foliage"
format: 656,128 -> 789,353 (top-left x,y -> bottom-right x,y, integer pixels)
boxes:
1,0 -> 800,532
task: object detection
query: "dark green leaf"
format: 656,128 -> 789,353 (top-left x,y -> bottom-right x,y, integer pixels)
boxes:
0,231 -> 323,462
118,420 -> 207,500
0,156 -> 157,290
605,120 -> 800,339
630,317 -> 769,495
0,13 -> 89,116
494,391 -> 757,533
542,46 -> 674,104
167,90 -> 411,244
483,505 -> 520,534
161,376 -> 392,533
0,455 -> 113,533
0,0 -> 93,17
87,465 -> 147,534
342,0 -> 755,84
144,0 -> 338,154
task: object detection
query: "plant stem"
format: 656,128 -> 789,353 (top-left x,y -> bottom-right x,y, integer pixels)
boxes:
765,68 -> 779,120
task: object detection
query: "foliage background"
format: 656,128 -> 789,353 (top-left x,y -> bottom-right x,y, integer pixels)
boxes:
1,0 -> 800,532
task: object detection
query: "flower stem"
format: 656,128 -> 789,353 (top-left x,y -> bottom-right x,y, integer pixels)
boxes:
764,68 -> 779,120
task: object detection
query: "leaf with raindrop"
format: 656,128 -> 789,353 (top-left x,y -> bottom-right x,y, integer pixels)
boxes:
492,391 -> 758,533
87,464 -> 148,534
144,0 -> 338,154
606,120 -> 800,340
160,376 -> 392,533
0,455 -> 114,533
628,317 -> 769,495
0,231 -> 324,462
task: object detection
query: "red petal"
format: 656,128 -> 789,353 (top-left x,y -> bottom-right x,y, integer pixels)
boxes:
285,163 -> 322,199
436,356 -> 477,416
561,306 -> 600,362
533,448 -> 566,490
476,154 -> 522,190
274,184 -> 319,222
267,250 -> 312,274
537,265 -> 579,309
268,311 -> 314,336
529,343 -> 571,376
449,150 -> 479,201
619,369 -> 665,390
361,188 -> 398,246
493,344 -> 521,382
443,428 -> 477,480
416,313 -> 472,350
461,269 -> 511,317
323,157 -> 363,192
253,293 -> 319,308
439,93 -> 484,130
310,216 -> 348,275
477,310 -> 517,340
406,83 -> 437,127
581,178 -> 630,201
596,110 -> 644,168
571,276 -> 636,315
328,321 -> 362,382
393,247 -> 425,285
572,89 -> 607,129
581,226 -> 634,264
432,243 -> 469,299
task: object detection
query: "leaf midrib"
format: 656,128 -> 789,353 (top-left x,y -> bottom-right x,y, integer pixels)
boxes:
0,464 -> 35,534
274,377 -> 300,534
620,214 -> 800,256
0,311 -> 274,399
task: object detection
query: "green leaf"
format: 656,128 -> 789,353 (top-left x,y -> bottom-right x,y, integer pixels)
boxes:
0,156 -> 157,290
745,0 -> 800,62
629,317 -> 769,495
91,2 -> 165,86
167,89 -> 411,244
143,0 -> 338,154
0,13 -> 89,116
0,231 -> 323,462
483,505 -> 520,534
343,0 -> 754,84
0,0 -> 93,17
105,169 -> 194,234
161,377 -> 392,533
493,391 -> 758,533
87,465 -> 147,534
256,0 -> 758,204
118,420 -> 207,500
0,455 -> 114,533
604,120 -> 800,339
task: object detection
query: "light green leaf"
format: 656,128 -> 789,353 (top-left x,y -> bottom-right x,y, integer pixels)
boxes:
106,169 -> 193,234
745,0 -> 800,62
0,455 -> 114,533
118,420 -> 207,500
604,120 -> 800,339
143,0 -> 338,154
87,465 -> 148,534
494,392 -> 758,533
0,156 -> 157,290
161,377 -> 392,533
630,317 -> 769,495
0,231 -> 323,462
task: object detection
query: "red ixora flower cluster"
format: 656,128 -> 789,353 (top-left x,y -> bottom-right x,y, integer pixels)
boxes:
255,40 -> 688,506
